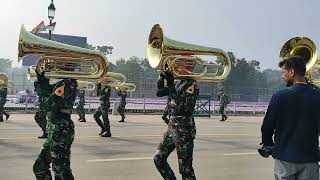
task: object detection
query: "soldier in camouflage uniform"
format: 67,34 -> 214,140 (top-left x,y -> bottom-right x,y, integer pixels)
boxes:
34,80 -> 49,138
154,71 -> 199,180
33,71 -> 77,180
75,90 -> 86,122
0,87 -> 9,122
162,97 -> 170,125
94,83 -> 112,137
218,90 -> 228,121
117,90 -> 127,122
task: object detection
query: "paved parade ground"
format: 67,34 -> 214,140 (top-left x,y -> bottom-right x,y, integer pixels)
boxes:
0,114 -> 274,180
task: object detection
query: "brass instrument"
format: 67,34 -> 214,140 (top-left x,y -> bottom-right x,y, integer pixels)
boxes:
0,73 -> 13,88
98,72 -> 126,87
18,25 -> 108,80
280,37 -> 317,71
49,79 -> 96,91
147,24 -> 231,82
280,37 -> 319,84
115,82 -> 136,92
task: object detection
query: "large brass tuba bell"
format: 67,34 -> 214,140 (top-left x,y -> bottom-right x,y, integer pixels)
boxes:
280,37 -> 317,71
280,37 -> 320,84
147,24 -> 231,83
18,25 -> 108,80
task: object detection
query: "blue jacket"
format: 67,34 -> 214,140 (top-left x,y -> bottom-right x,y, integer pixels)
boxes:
261,83 -> 320,163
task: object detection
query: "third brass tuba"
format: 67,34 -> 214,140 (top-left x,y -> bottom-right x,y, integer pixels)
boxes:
147,24 -> 231,83
280,37 -> 320,84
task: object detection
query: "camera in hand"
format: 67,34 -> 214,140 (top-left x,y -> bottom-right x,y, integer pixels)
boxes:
258,146 -> 274,158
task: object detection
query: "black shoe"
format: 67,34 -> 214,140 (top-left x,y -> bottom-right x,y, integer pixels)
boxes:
79,119 -> 86,122
100,132 -> 112,137
5,114 -> 9,121
99,129 -> 106,135
224,116 -> 228,121
118,119 -> 125,122
220,119 -> 225,122
38,133 -> 48,139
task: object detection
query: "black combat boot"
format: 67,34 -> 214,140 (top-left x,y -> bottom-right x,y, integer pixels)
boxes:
220,115 -> 225,121
100,131 -> 112,137
118,116 -> 125,122
38,133 -> 48,139
4,113 -> 9,121
79,118 -> 86,122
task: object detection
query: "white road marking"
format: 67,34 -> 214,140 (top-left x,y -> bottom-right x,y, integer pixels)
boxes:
87,157 -> 153,163
223,152 -> 258,156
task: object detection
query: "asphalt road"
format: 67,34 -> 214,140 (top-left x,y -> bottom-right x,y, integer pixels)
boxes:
0,114 -> 274,180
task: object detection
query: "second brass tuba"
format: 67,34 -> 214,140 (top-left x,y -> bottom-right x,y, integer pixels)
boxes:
18,25 -> 108,81
147,24 -> 231,83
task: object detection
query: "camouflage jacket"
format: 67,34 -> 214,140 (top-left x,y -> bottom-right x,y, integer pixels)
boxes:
78,90 -> 85,105
157,79 -> 199,127
219,94 -> 227,107
97,86 -> 111,106
118,90 -> 127,106
38,78 -> 78,118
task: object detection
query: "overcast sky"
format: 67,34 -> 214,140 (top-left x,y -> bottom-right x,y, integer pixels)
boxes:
1,0 -> 319,69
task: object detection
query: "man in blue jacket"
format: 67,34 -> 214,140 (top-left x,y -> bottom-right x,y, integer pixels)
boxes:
260,56 -> 320,180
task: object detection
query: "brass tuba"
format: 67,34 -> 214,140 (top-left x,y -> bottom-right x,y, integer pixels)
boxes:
0,73 -> 13,88
115,82 -> 136,92
279,37 -> 320,85
147,24 -> 231,83
280,37 -> 317,72
50,79 -> 96,91
98,72 -> 126,87
18,25 -> 108,80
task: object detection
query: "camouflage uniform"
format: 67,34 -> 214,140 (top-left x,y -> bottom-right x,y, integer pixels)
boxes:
218,91 -> 228,121
154,72 -> 199,180
33,74 -> 77,180
117,90 -> 127,122
162,97 -> 170,125
34,80 -> 49,137
75,90 -> 86,122
0,88 -> 9,122
94,84 -> 112,137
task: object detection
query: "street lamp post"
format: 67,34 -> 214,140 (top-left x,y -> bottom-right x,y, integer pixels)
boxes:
48,0 -> 56,40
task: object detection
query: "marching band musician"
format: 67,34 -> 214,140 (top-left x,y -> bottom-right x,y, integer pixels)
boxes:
33,70 -> 77,180
34,79 -> 49,138
153,60 -> 199,180
94,83 -> 112,137
117,89 -> 127,122
76,89 -> 86,122
0,87 -> 9,122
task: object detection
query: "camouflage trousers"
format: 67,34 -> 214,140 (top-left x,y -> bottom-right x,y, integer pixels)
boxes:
219,105 -> 226,115
35,108 -> 47,133
33,117 -> 75,180
154,123 -> 196,180
162,104 -> 170,124
117,103 -> 126,120
75,103 -> 85,120
94,105 -> 110,133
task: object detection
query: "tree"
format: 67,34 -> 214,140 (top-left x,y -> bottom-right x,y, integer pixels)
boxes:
0,58 -> 12,74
